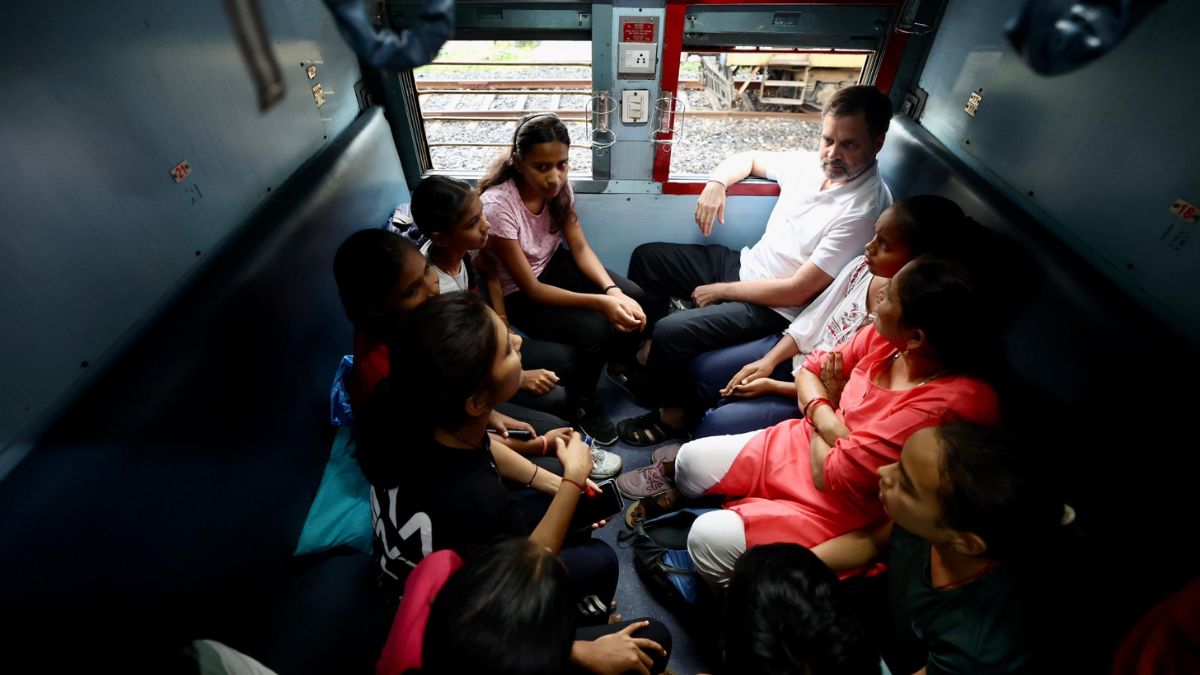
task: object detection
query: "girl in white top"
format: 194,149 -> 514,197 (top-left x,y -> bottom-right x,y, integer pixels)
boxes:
410,177 -> 579,459
689,196 -> 978,438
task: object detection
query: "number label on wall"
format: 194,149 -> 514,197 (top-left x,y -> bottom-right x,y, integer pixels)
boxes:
1170,199 -> 1198,224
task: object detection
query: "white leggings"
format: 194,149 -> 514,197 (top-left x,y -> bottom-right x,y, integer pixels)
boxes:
675,432 -> 759,588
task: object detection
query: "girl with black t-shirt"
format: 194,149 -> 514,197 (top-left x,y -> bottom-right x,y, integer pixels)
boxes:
355,293 -> 623,627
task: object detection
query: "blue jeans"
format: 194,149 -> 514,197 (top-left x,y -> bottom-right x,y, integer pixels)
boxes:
689,336 -> 802,438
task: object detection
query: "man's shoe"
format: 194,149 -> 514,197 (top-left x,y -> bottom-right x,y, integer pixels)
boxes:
605,364 -> 653,406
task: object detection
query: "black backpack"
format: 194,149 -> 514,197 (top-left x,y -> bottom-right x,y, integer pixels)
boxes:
622,507 -> 716,612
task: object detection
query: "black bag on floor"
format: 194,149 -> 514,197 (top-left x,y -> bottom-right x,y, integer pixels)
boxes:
623,507 -> 716,612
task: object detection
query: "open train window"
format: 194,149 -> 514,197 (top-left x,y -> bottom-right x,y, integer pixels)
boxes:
655,1 -> 906,194
667,47 -> 871,179
415,40 -> 595,176
381,3 -> 597,183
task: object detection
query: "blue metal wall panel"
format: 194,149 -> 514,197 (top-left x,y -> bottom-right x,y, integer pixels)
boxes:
577,193 -> 777,271
609,5 -> 666,180
916,0 -> 1200,343
0,0 -> 363,456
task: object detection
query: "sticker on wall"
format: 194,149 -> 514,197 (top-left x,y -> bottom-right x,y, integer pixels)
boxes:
622,20 -> 655,42
170,160 -> 191,183
964,90 -> 982,117
1169,199 -> 1198,225
312,83 -> 326,108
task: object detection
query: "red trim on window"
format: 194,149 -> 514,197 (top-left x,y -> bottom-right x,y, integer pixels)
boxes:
873,28 -> 909,95
657,0 -> 908,188
652,1 -> 688,184
663,182 -> 782,196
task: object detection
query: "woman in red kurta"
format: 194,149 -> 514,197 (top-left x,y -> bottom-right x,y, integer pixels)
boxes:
673,256 -> 1002,586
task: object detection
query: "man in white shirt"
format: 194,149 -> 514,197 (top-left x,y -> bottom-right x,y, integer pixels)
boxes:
616,86 -> 894,446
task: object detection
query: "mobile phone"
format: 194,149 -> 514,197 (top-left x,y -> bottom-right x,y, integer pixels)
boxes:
489,428 -> 533,439
570,479 -> 625,533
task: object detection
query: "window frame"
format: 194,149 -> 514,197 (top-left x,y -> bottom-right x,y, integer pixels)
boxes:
382,2 -> 597,188
379,1 -> 912,194
654,0 -> 910,196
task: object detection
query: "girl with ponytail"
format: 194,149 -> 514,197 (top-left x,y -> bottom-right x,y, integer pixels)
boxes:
480,113 -> 647,446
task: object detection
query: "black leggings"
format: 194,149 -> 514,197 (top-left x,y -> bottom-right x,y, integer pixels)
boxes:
508,474 -> 620,628
507,335 -> 576,420
505,248 -> 645,404
627,242 -> 789,408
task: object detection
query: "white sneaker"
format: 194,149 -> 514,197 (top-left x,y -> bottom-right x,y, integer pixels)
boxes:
590,447 -> 623,481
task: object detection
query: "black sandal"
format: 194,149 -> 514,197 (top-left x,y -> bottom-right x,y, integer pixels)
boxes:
617,410 -> 687,447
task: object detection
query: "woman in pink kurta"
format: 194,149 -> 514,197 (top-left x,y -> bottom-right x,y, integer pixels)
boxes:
673,256 -> 1001,586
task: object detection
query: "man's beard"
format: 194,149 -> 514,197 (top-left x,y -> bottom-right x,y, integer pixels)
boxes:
821,158 -> 870,182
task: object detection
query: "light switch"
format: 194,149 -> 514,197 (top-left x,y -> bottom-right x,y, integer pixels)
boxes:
621,90 -> 650,124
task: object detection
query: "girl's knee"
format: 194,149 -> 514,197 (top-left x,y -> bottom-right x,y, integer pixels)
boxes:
687,510 -> 746,588
674,432 -> 755,497
673,441 -> 705,497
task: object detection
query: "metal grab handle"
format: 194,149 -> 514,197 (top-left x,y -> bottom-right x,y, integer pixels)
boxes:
586,91 -> 618,155
652,92 -> 685,150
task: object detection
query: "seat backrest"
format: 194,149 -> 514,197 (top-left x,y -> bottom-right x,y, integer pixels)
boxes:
0,108 -> 405,626
877,116 -> 1200,664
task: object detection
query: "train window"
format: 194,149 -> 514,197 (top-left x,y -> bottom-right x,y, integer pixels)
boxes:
655,1 -> 905,192
415,40 -> 595,176
668,48 -> 870,178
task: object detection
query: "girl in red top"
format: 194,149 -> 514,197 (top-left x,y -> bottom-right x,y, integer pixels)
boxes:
667,256 -> 1003,587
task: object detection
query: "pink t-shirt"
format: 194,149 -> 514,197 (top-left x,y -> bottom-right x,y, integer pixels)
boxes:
711,326 -> 1001,551
481,178 -> 570,296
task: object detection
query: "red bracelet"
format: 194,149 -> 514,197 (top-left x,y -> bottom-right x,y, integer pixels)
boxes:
539,435 -> 549,456
803,397 -> 832,419
561,476 -> 587,495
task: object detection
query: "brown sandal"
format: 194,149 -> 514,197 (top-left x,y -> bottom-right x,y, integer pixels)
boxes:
623,488 -> 680,528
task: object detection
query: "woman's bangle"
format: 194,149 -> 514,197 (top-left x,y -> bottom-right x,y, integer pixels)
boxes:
539,435 -> 549,456
560,476 -> 586,494
707,177 -> 727,190
525,464 -> 539,488
603,284 -> 619,294
803,397 -> 832,420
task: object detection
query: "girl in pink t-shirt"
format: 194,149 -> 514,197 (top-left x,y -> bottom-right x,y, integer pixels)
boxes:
480,112 -> 647,447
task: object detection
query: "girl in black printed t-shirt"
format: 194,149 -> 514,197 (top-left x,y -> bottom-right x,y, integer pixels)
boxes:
355,293 -> 622,627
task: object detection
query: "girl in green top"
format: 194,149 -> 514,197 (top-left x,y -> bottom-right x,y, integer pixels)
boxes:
814,423 -> 1073,674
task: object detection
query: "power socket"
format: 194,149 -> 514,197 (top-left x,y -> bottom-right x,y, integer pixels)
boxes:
617,42 -> 657,78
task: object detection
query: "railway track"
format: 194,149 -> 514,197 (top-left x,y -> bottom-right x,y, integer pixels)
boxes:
416,77 -> 816,121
